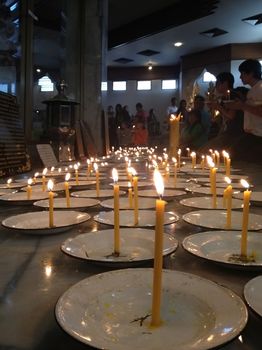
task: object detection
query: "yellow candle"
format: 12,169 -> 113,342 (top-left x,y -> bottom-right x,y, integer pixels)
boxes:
7,178 -> 12,188
27,178 -> 32,200
240,180 -> 251,257
74,164 -> 79,185
190,152 -> 196,169
33,172 -> 39,184
112,168 -> 120,254
128,182 -> 133,208
86,159 -> 91,176
48,180 -> 54,227
177,149 -> 181,170
172,158 -> 177,187
200,156 -> 205,170
94,163 -> 100,196
223,187 -> 228,208
133,175 -> 139,225
64,173 -> 70,207
186,147 -> 190,157
225,184 -> 232,229
211,167 -> 217,209
214,150 -> 220,168
42,168 -> 47,191
226,157 -> 231,177
151,169 -> 166,327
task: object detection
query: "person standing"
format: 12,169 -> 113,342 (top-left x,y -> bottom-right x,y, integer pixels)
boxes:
228,59 -> 262,161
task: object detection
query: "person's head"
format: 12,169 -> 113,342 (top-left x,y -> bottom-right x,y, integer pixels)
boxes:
171,97 -> 177,106
179,99 -> 187,109
188,109 -> 202,125
123,105 -> 129,111
115,103 -> 122,112
193,95 -> 205,110
239,59 -> 261,84
107,105 -> 114,113
215,72 -> 234,94
136,102 -> 143,111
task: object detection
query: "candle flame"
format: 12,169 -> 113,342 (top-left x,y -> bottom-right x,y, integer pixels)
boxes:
206,155 -> 215,168
34,172 -> 39,178
7,178 -> 12,184
112,168 -> 118,183
240,179 -> 249,189
42,168 -> 48,176
224,176 -> 231,184
51,166 -> 55,172
154,169 -> 164,197
93,163 -> 98,172
177,148 -> 181,155
27,178 -> 33,185
74,164 -> 78,170
65,173 -> 70,182
128,181 -> 132,188
47,179 -> 54,191
129,167 -> 137,176
190,151 -> 196,157
172,157 -> 177,164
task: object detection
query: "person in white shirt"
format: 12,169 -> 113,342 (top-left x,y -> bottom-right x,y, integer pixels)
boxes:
228,59 -> 262,161
166,97 -> 178,117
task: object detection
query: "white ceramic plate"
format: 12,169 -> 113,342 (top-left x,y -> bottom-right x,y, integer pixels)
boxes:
183,231 -> 262,269
0,189 -> 17,196
185,186 -> 240,196
94,210 -> 179,227
180,196 -> 243,209
33,197 -> 100,209
138,189 -> 186,198
244,276 -> 262,317
55,268 -> 248,350
0,191 -> 51,205
111,181 -> 152,189
71,189 -> 126,198
183,210 -> 262,230
21,182 -> 71,192
2,210 -> 90,235
233,191 -> 262,206
100,197 -> 157,210
61,228 -> 178,266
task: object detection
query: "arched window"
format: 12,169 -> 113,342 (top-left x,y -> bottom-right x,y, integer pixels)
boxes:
203,71 -> 216,83
38,75 -> 54,92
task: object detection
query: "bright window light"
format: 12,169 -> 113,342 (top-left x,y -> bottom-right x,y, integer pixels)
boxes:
0,84 -> 8,93
113,81 -> 126,91
137,80 -> 151,90
10,3 -> 18,11
162,80 -> 177,90
38,76 -> 54,92
203,72 -> 216,82
101,82 -> 107,91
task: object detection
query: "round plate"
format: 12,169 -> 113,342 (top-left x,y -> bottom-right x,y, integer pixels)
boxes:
183,210 -> 262,230
138,189 -> 186,198
2,210 -> 90,235
0,191 -> 51,205
21,182 -> 71,192
71,189 -> 126,198
61,228 -> 178,266
164,180 -> 201,189
111,181 -> 152,189
55,268 -> 248,350
183,231 -> 262,269
33,197 -> 100,210
180,196 -> 243,209
244,276 -> 262,317
185,186 -> 240,196
204,182 -> 253,189
0,189 -> 17,196
233,191 -> 262,206
67,180 -> 96,189
0,183 -> 23,189
94,210 -> 179,227
100,197 -> 157,209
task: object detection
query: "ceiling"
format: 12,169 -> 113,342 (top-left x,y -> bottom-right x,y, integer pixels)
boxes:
107,0 -> 262,68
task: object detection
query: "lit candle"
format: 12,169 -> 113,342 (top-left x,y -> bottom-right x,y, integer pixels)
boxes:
190,152 -> 196,169
172,157 -> 177,187
86,159 -> 91,176
200,155 -> 205,170
186,147 -> 190,157
207,156 -> 217,208
227,89 -> 230,100
48,180 -> 54,227
33,172 -> 39,184
165,165 -> 169,181
112,168 -> 120,254
42,168 -> 48,191
224,177 -> 232,229
169,114 -> 180,157
128,181 -> 133,208
240,179 -> 251,257
64,173 -> 70,207
74,164 -> 79,185
151,169 -> 166,327
27,178 -> 32,200
177,148 -> 181,170
132,168 -> 139,225
94,163 -> 100,197
7,178 -> 12,188
214,150 -> 220,168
